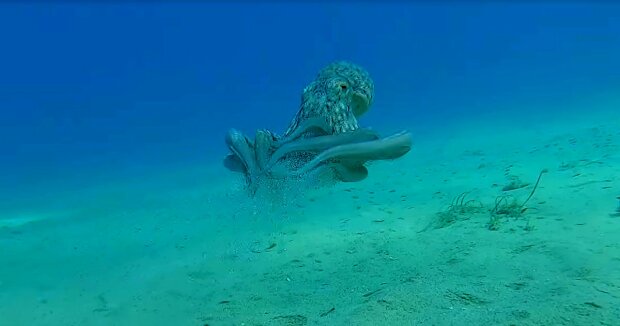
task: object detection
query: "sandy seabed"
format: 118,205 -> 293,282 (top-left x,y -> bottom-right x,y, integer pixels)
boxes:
1,110 -> 619,326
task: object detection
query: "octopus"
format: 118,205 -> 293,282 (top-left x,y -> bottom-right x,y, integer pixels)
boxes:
223,61 -> 412,194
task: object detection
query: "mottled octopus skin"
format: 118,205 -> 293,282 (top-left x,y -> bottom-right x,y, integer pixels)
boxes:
283,61 -> 374,137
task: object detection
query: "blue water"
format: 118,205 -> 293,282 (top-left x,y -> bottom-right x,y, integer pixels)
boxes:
1,3 -> 620,324
2,3 -> 619,195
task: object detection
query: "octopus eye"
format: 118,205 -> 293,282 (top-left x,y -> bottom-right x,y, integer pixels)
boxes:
339,84 -> 348,90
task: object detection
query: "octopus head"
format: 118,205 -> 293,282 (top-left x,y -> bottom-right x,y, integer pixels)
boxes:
307,61 -> 375,118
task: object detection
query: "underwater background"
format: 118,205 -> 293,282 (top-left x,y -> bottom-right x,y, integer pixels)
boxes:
1,2 -> 619,325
